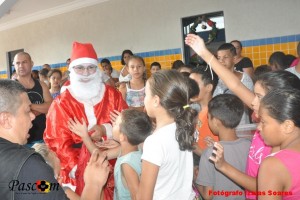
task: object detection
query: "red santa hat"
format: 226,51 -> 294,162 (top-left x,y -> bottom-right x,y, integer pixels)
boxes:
69,42 -> 99,69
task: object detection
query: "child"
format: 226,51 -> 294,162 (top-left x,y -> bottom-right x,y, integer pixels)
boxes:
68,109 -> 152,200
101,58 -> 120,83
119,49 -> 133,83
185,34 -> 300,199
257,89 -> 300,199
48,69 -> 62,99
189,66 -> 219,155
214,43 -> 253,125
150,62 -> 161,75
137,70 -> 198,200
119,55 -> 146,112
39,68 -> 50,88
196,94 -> 251,199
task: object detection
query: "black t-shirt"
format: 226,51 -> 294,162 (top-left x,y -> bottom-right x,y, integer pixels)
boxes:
235,57 -> 253,72
15,154 -> 68,200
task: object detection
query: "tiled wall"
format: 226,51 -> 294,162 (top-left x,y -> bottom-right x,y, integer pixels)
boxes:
0,48 -> 183,79
1,33 -> 299,79
241,34 -> 300,67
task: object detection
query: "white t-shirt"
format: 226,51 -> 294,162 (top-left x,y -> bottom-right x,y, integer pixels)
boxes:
142,122 -> 195,200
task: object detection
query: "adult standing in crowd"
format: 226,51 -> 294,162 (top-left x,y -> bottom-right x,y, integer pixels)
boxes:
231,40 -> 254,79
0,79 -> 109,200
13,52 -> 52,146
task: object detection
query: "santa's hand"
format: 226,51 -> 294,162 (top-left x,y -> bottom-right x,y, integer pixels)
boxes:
84,149 -> 109,188
209,142 -> 226,170
185,34 -> 207,57
68,117 -> 88,138
110,110 -> 121,125
90,125 -> 106,142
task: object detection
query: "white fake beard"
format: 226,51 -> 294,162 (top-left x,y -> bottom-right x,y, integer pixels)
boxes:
69,69 -> 104,100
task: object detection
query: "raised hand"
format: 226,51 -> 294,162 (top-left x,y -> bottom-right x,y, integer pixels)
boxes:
185,34 -> 207,57
84,149 -> 110,188
110,110 -> 121,125
68,117 -> 88,138
209,142 -> 226,170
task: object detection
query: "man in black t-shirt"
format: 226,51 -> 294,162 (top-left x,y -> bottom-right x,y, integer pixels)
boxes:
0,80 -> 109,200
13,52 -> 53,145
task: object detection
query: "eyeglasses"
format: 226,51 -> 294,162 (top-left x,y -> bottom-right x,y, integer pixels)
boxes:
73,65 -> 98,73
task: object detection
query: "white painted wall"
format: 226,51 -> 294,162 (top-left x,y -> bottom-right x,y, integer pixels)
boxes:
0,0 -> 299,70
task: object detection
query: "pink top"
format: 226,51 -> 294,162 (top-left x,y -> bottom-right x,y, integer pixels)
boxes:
246,130 -> 272,199
290,57 -> 299,67
270,149 -> 300,199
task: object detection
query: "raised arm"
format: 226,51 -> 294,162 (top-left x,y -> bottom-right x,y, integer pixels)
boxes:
185,34 -> 255,108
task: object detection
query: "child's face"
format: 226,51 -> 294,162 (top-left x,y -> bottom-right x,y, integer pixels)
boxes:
150,65 -> 160,74
251,82 -> 266,118
49,72 -> 62,87
128,58 -> 145,79
112,114 -> 123,142
189,73 -> 209,102
257,106 -> 282,146
217,50 -> 235,69
231,41 -> 242,56
123,53 -> 131,65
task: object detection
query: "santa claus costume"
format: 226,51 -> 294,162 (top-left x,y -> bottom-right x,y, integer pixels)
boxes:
44,42 -> 128,199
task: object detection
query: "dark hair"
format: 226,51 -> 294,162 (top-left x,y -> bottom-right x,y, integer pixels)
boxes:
188,77 -> 200,100
230,40 -> 243,49
128,55 -> 145,66
150,62 -> 161,69
261,89 -> 300,127
39,68 -> 49,77
179,64 -> 195,73
148,70 -> 198,151
0,79 -> 26,115
208,94 -> 244,128
171,60 -> 184,70
253,65 -> 272,81
121,50 -> 133,65
269,51 -> 286,70
100,58 -> 111,65
31,70 -> 39,79
284,54 -> 297,67
48,69 -> 62,78
217,43 -> 237,56
257,71 -> 300,93
191,65 -> 218,93
119,109 -> 152,145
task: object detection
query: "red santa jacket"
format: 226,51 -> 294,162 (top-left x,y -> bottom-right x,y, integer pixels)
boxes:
44,85 -> 128,184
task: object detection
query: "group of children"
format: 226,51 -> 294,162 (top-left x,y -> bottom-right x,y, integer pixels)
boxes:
186,34 -> 300,199
28,36 -> 300,199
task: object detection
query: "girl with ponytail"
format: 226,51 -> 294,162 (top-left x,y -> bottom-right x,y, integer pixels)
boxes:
136,70 -> 198,200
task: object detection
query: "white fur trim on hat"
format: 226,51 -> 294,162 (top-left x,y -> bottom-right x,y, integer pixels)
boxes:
69,57 -> 98,69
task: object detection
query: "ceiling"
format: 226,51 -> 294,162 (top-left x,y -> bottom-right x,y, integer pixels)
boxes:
0,0 -> 108,31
